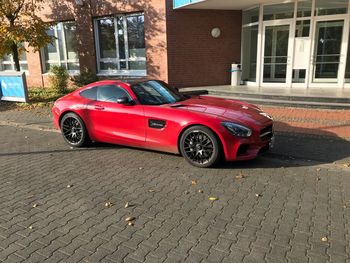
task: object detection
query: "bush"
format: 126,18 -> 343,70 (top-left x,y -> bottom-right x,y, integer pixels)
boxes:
48,65 -> 69,94
71,67 -> 98,87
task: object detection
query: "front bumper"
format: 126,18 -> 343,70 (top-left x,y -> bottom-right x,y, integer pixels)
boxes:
221,123 -> 274,161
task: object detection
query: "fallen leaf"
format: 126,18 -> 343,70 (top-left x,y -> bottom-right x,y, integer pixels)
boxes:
184,191 -> 190,195
343,204 -> 347,209
148,189 -> 155,193
139,167 -> 144,170
32,204 -> 38,208
343,163 -> 350,168
128,221 -> 134,226
316,168 -> 321,172
255,194 -> 262,197
316,177 -> 321,181
198,189 -> 204,193
105,202 -> 112,207
235,172 -> 245,180
125,217 -> 135,222
124,202 -> 130,208
28,226 -> 33,229
191,180 -> 197,185
66,184 -> 73,188
321,237 -> 328,242
209,197 -> 218,201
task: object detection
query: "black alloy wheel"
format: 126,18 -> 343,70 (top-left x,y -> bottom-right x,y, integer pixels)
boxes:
180,125 -> 221,168
60,113 -> 89,147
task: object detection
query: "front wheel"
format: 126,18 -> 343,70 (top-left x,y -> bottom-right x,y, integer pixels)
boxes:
180,126 -> 222,168
60,113 -> 90,147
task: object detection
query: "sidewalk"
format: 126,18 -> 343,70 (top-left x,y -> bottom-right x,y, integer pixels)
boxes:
260,106 -> 350,139
1,103 -> 350,140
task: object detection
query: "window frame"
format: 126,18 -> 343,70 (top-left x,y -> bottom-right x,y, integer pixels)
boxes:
41,21 -> 80,74
94,12 -> 147,77
0,54 -> 28,73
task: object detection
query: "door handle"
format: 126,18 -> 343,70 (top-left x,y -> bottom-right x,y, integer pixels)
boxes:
94,105 -> 105,110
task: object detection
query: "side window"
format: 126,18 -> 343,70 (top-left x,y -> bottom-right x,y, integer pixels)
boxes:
80,87 -> 97,100
97,85 -> 130,103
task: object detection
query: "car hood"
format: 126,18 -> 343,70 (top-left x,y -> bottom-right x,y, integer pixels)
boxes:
169,96 -> 272,126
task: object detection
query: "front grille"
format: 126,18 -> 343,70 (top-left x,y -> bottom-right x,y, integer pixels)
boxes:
260,124 -> 273,141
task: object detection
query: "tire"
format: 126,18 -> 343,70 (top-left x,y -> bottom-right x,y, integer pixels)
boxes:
60,112 -> 90,147
179,125 -> 222,168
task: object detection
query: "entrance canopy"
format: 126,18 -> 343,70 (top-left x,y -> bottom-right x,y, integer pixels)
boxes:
174,0 -> 266,10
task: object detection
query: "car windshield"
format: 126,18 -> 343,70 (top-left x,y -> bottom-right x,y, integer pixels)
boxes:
131,80 -> 187,105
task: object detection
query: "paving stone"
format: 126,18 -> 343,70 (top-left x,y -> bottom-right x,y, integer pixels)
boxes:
1,119 -> 350,263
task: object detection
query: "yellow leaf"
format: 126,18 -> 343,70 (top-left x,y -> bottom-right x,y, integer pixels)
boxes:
125,217 -> 135,222
191,180 -> 197,185
209,197 -> 218,201
105,202 -> 112,207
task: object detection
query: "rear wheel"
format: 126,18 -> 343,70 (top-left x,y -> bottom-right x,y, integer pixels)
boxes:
60,113 -> 89,147
180,126 -> 222,168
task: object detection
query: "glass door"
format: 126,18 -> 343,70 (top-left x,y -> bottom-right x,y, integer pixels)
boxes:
313,20 -> 344,83
262,22 -> 293,86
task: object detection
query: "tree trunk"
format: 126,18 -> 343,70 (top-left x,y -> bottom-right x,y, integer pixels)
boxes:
11,42 -> 21,71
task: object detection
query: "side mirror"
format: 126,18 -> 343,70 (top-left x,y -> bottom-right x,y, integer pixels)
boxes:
117,96 -> 132,105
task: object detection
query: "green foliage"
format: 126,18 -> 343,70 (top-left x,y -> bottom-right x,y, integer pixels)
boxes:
48,66 -> 69,94
0,0 -> 52,71
71,67 -> 99,87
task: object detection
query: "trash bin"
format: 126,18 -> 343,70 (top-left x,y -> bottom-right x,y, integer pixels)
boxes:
231,63 -> 241,86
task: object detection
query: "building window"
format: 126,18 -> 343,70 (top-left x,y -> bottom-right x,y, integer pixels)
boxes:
0,52 -> 28,72
297,0 -> 312,17
315,0 -> 348,16
242,7 -> 259,83
42,21 -> 79,73
94,13 -> 146,76
263,3 -> 295,21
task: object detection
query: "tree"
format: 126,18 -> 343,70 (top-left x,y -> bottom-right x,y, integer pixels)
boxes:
0,0 -> 52,71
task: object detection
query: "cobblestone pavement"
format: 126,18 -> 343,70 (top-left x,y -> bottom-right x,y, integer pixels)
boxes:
1,115 -> 350,262
260,106 -> 350,140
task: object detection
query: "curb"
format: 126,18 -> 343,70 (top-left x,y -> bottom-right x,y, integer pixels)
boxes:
0,120 -> 59,133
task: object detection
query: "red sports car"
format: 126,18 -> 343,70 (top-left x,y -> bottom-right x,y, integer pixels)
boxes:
52,80 -> 274,168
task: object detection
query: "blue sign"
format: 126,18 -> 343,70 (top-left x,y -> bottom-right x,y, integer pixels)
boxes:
0,72 -> 28,102
173,0 -> 201,8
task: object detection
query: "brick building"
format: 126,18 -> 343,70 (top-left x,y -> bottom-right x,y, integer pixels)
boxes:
0,0 -> 241,88
2,0 -> 350,91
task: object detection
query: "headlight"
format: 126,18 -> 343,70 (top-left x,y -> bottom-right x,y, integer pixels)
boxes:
221,122 -> 252,137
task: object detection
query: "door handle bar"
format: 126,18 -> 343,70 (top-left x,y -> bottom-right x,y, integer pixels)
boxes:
94,105 -> 105,110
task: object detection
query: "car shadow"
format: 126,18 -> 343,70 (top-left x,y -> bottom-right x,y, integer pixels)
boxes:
217,121 -> 350,169
80,120 -> 350,170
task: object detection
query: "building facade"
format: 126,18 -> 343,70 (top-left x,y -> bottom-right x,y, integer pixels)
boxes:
177,0 -> 350,90
1,0 -> 350,91
1,0 -> 242,88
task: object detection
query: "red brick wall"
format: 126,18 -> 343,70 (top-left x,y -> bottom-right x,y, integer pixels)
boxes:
26,0 -> 168,87
166,1 -> 242,88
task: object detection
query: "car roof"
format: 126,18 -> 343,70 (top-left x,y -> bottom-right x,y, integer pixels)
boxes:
82,79 -> 164,90
84,80 -> 128,87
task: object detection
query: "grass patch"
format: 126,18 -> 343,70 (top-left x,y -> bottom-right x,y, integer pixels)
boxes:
0,87 -> 76,111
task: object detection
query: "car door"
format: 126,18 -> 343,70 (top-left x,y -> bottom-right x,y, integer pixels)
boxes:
86,85 -> 146,146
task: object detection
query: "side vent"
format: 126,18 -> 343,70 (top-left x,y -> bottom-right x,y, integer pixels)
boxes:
149,119 -> 166,129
